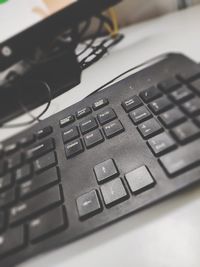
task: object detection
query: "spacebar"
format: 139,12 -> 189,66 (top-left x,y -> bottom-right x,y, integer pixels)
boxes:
159,140 -> 200,176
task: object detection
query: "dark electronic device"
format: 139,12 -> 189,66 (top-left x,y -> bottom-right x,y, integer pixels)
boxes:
0,53 -> 200,267
0,0 -> 121,124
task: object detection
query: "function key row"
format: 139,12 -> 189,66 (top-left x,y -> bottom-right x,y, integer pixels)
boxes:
0,126 -> 53,158
59,98 -> 109,128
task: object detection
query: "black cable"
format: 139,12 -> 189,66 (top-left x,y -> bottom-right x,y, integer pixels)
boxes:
76,18 -> 104,57
0,81 -> 52,128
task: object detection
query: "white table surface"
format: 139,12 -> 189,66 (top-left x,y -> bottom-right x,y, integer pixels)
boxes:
1,5 -> 200,267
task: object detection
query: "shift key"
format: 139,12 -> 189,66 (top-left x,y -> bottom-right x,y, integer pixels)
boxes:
159,140 -> 200,176
9,186 -> 62,225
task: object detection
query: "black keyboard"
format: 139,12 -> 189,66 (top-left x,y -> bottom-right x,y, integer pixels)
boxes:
0,53 -> 200,267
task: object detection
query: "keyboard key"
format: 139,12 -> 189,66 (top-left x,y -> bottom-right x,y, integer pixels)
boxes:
158,107 -> 186,128
59,115 -> 75,128
26,138 -> 55,160
76,190 -> 102,219
0,161 -> 5,176
0,188 -> 15,208
34,152 -> 57,173
62,126 -> 80,143
65,139 -> 84,159
121,95 -> 142,112
19,135 -> 35,147
36,126 -> 53,139
94,159 -> 119,183
148,132 -> 176,156
159,139 -> 200,176
9,186 -> 62,224
100,178 -> 128,207
29,206 -> 66,242
178,70 -> 200,81
139,86 -> 162,103
92,98 -> 109,110
125,166 -> 155,194
158,77 -> 181,92
7,153 -> 22,170
4,143 -> 18,155
171,121 -> 200,144
190,78 -> 200,95
80,116 -> 98,134
76,107 -> 92,119
0,144 -> 3,158
97,108 -> 117,125
19,167 -> 59,199
0,226 -> 25,257
103,120 -> 124,139
15,164 -> 32,182
181,98 -> 200,116
0,212 -> 5,230
0,173 -> 12,192
138,118 -> 163,139
84,129 -> 104,149
194,115 -> 200,127
148,96 -> 173,115
170,86 -> 194,103
129,106 -> 152,125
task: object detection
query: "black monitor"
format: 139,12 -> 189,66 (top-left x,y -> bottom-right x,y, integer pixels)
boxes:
0,0 -> 120,71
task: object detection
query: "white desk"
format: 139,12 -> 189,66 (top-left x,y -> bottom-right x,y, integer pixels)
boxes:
1,5 -> 200,267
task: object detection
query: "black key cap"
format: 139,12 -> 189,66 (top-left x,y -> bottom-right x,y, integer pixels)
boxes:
26,138 -> 55,160
148,96 -> 173,115
0,173 -> 12,192
62,126 -> 80,143
7,153 -> 22,170
0,188 -> 15,208
76,107 -> 92,119
0,211 -> 4,230
36,126 -> 53,139
158,77 -> 181,92
19,135 -> 35,147
97,108 -> 117,125
181,98 -> 200,116
94,159 -> 119,183
0,226 -> 25,257
59,115 -> 75,128
100,178 -> 128,207
190,78 -> 200,95
9,186 -> 62,224
148,132 -> 176,156
84,129 -> 104,149
4,143 -> 18,155
158,107 -> 186,128
139,86 -> 162,103
80,116 -> 98,134
122,95 -> 142,113
19,167 -> 59,198
129,106 -> 152,125
171,121 -> 200,144
194,115 -> 200,127
29,206 -> 66,242
159,139 -> 200,176
125,166 -> 155,194
76,190 -> 102,219
65,139 -> 84,159
34,152 -> 57,173
138,118 -> 163,139
103,120 -> 124,139
15,164 -> 32,182
92,98 -> 109,110
0,161 -> 5,176
170,85 -> 194,103
178,70 -> 200,81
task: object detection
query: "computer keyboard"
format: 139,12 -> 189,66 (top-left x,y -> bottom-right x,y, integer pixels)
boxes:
0,53 -> 200,267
